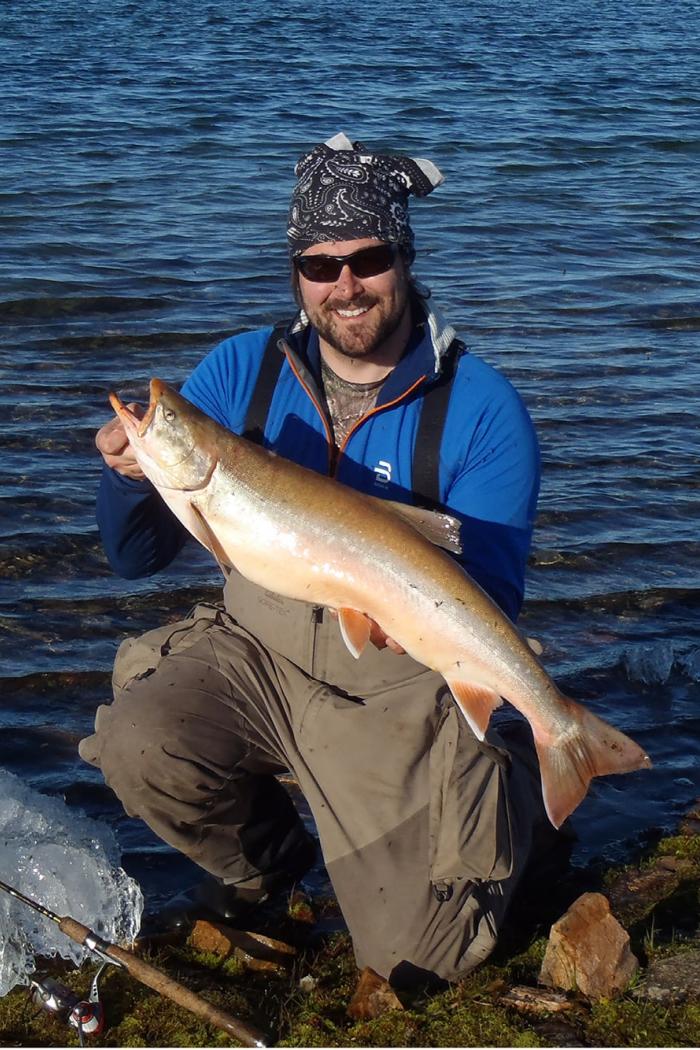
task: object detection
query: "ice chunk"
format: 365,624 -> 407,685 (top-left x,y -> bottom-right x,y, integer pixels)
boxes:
0,769 -> 143,996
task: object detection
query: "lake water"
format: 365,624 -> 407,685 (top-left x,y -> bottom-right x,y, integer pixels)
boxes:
1,0 -> 699,910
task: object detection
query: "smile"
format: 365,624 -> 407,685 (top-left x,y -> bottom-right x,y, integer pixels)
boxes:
335,306 -> 371,318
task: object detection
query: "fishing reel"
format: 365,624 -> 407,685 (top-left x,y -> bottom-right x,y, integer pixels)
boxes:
28,962 -> 106,1044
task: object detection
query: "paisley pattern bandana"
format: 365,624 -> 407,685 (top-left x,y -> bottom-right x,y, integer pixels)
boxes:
287,132 -> 444,257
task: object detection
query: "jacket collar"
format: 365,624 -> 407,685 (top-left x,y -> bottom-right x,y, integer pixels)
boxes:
286,294 -> 459,406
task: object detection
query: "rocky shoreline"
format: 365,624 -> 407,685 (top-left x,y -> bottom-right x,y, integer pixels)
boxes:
1,804 -> 699,1047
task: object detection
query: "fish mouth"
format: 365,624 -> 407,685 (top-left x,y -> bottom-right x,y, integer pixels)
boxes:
108,390 -> 136,428
139,377 -> 168,436
109,378 -> 167,437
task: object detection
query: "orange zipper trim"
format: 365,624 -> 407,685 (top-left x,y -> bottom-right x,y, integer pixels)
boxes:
283,347 -> 335,473
284,341 -> 429,480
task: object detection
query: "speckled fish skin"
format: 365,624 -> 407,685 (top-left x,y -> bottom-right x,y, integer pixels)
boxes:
110,378 -> 652,828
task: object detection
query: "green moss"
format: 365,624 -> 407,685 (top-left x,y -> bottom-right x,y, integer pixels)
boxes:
498,937 -> 548,984
656,835 -> 700,864
588,997 -> 700,1048
180,947 -> 247,978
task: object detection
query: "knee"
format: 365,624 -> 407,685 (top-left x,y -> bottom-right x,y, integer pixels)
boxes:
80,691 -> 179,813
80,670 -> 248,819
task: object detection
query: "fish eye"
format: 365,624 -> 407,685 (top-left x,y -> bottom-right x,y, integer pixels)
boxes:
163,408 -> 176,423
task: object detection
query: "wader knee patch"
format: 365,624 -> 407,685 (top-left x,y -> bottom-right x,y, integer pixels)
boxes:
112,602 -> 224,692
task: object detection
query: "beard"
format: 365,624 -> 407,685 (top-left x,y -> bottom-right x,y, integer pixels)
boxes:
302,287 -> 410,360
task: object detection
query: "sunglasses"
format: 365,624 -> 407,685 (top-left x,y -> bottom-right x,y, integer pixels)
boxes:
294,243 -> 399,283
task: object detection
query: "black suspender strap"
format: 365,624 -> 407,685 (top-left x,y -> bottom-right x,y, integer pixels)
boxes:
241,322 -> 289,445
412,338 -> 464,510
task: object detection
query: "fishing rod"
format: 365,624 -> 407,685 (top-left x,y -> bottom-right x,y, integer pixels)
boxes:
0,877 -> 267,1047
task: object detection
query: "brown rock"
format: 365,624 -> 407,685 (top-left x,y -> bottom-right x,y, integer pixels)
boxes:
539,892 -> 639,999
187,920 -> 295,974
188,918 -> 236,956
347,967 -> 404,1020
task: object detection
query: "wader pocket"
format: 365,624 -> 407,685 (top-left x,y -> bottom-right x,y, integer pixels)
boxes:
223,567 -> 318,673
428,700 -> 514,889
112,602 -> 225,693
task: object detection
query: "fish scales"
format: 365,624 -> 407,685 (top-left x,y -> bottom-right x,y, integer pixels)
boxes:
109,378 -> 652,828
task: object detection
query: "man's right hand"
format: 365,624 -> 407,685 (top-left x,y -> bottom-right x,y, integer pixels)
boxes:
96,403 -> 146,480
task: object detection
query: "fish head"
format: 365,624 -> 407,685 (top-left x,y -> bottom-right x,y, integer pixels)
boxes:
109,378 -> 217,491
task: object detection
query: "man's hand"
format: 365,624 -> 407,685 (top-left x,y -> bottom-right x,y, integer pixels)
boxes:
96,403 -> 146,480
328,609 -> 406,655
367,619 -> 406,655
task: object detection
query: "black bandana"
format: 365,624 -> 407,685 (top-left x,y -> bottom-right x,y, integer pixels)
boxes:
287,132 -> 444,257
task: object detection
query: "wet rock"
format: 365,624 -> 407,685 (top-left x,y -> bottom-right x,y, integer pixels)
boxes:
678,800 -> 700,837
634,948 -> 700,1004
605,859 -> 688,927
346,967 -> 404,1020
539,892 -> 639,999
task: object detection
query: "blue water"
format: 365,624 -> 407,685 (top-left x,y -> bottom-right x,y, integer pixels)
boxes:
1,0 -> 699,907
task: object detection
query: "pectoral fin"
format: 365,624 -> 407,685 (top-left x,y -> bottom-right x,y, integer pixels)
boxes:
189,503 -> 233,578
445,678 -> 503,741
370,497 -> 463,554
337,608 -> 372,659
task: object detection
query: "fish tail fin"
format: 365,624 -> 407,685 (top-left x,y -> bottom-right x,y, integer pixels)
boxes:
534,696 -> 652,829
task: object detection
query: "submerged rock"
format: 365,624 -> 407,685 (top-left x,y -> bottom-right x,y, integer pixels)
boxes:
539,892 -> 638,999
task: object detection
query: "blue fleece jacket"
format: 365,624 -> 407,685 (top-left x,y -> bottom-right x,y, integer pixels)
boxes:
97,300 -> 540,621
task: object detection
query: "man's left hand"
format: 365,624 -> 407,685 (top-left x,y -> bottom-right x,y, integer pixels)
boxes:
328,609 -> 406,654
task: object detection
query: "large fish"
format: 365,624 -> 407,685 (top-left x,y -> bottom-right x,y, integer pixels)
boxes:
109,378 -> 651,828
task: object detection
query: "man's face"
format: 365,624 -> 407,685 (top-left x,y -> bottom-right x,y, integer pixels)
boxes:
295,237 -> 411,360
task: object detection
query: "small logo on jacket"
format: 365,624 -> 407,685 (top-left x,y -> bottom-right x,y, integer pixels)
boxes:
373,460 -> 392,485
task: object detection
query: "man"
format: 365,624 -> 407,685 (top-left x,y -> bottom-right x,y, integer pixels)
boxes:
80,133 -> 549,986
